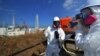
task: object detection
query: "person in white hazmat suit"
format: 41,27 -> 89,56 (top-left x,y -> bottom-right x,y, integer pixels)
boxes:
44,16 -> 65,56
75,0 -> 100,56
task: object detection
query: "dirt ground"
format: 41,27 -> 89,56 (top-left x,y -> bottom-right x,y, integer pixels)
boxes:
0,31 -> 46,56
0,31 -> 84,56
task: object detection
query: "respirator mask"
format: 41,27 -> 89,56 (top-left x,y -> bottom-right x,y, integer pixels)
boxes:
76,6 -> 97,26
53,21 -> 60,28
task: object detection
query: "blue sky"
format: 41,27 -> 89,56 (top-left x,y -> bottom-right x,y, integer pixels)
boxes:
0,0 -> 87,28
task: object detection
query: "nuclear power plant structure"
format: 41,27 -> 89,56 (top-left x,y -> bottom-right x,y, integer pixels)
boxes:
35,14 -> 39,29
0,14 -> 44,36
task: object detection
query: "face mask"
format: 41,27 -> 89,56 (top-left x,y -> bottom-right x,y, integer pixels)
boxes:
53,21 -> 60,28
81,7 -> 93,20
83,15 -> 96,26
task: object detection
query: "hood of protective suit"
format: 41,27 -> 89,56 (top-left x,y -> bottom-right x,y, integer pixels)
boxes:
81,6 -> 100,27
89,6 -> 100,26
86,0 -> 100,7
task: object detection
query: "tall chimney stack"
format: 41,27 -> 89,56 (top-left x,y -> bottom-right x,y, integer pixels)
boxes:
12,15 -> 15,30
35,14 -> 39,29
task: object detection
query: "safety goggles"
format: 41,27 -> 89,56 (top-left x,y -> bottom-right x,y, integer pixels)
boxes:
81,7 -> 93,19
76,5 -> 100,20
53,21 -> 60,27
76,7 -> 93,20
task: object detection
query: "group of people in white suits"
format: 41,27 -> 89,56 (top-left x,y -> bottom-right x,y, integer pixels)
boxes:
44,0 -> 100,56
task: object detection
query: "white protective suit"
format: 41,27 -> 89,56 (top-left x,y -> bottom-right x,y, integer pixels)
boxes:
44,26 -> 65,56
75,6 -> 100,56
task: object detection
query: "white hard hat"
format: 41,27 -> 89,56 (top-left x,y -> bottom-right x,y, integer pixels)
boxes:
54,16 -> 60,21
86,0 -> 100,7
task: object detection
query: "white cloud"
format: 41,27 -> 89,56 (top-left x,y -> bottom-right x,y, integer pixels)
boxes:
0,7 -> 14,12
63,0 -> 75,10
0,7 -> 15,15
75,4 -> 85,12
63,0 -> 86,11
87,0 -> 100,7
